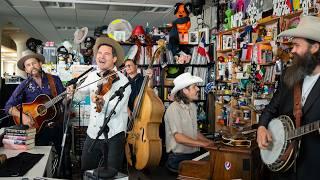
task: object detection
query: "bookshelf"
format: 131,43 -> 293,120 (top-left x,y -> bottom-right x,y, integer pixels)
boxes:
135,43 -> 215,133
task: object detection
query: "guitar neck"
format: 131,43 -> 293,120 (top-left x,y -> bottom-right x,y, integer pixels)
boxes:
44,91 -> 67,108
288,120 -> 320,140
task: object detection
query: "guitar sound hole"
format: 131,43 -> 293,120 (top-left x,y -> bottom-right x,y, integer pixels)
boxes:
37,105 -> 47,116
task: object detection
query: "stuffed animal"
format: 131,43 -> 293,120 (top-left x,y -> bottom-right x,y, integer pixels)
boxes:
174,3 -> 192,44
168,2 -> 192,56
175,51 -> 191,64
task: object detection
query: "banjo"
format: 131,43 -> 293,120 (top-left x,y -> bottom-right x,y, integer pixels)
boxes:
260,115 -> 320,172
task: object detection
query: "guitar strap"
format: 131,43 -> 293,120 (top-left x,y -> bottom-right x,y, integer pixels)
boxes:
293,83 -> 302,128
46,73 -> 58,97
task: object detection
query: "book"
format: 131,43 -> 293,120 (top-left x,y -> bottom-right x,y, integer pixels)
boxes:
4,134 -> 35,140
5,127 -> 36,134
2,138 -> 35,145
3,142 -> 35,150
5,132 -> 36,137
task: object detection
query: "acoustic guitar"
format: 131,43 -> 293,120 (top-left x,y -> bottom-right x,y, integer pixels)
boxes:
13,92 -> 67,133
260,115 -> 320,172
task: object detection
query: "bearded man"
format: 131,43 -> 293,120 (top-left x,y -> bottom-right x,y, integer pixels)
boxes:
257,16 -> 320,180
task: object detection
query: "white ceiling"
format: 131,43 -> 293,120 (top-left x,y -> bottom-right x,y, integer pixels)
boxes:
0,0 -> 190,43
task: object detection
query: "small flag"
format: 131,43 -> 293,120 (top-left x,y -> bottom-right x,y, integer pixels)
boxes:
197,34 -> 210,63
256,67 -> 265,80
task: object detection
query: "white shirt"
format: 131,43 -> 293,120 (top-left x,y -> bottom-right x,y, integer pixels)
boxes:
302,73 -> 320,106
74,68 -> 131,139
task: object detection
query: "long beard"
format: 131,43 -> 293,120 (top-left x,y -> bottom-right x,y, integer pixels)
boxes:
283,51 -> 320,88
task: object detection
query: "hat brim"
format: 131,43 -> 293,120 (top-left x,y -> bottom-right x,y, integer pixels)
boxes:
17,54 -> 45,71
93,37 -> 124,67
74,27 -> 89,44
278,27 -> 320,42
170,76 -> 203,96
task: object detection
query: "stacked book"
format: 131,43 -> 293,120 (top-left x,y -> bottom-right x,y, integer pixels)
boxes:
2,127 -> 36,150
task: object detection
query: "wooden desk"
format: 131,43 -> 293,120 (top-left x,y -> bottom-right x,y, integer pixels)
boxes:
206,144 -> 262,180
0,146 -> 53,179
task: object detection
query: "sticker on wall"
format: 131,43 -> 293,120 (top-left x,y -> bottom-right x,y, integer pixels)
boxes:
246,0 -> 263,24
272,0 -> 291,16
224,161 -> 232,171
301,0 -> 312,15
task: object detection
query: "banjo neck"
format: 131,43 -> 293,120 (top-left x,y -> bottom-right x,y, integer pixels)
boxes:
287,120 -> 320,140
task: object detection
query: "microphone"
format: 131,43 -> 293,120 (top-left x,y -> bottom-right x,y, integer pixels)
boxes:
109,81 -> 131,101
66,67 -> 94,86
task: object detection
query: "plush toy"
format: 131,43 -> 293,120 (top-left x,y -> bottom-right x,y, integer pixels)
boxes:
223,8 -> 233,30
168,2 -> 192,56
174,3 -> 192,44
175,51 -> 191,64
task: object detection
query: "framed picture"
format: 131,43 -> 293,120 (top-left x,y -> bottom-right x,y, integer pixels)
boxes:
188,31 -> 199,44
114,31 -> 126,42
222,35 -> 233,50
198,28 -> 209,44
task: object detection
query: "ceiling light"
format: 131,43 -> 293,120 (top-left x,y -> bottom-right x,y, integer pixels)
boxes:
33,0 -> 172,8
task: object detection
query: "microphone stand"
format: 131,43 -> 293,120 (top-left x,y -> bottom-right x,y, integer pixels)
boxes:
57,82 -> 76,178
88,91 -> 124,179
11,77 -> 33,130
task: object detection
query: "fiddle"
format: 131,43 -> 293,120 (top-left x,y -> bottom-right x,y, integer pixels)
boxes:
95,70 -> 119,112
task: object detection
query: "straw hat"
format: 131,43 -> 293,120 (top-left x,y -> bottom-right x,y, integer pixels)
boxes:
171,72 -> 203,95
93,37 -> 124,67
17,50 -> 45,70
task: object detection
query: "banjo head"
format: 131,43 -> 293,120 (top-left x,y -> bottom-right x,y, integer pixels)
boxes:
260,117 -> 286,165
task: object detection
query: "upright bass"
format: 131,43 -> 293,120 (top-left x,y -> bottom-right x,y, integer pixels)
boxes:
125,47 -> 165,170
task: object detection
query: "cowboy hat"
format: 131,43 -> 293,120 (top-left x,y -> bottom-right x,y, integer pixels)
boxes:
171,72 -> 203,95
17,50 -> 45,70
74,27 -> 89,44
93,37 -> 125,67
278,16 -> 320,42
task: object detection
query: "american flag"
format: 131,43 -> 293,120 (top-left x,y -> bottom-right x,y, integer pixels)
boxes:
196,33 -> 210,63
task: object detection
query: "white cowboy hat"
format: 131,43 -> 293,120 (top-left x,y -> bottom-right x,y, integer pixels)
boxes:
171,72 -> 203,95
17,50 -> 45,70
278,16 -> 320,42
93,37 -> 125,67
74,27 -> 89,44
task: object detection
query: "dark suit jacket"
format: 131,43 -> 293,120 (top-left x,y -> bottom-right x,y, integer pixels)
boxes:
259,74 -> 320,180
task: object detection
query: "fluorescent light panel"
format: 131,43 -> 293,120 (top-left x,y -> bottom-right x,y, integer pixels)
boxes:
33,0 -> 173,8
